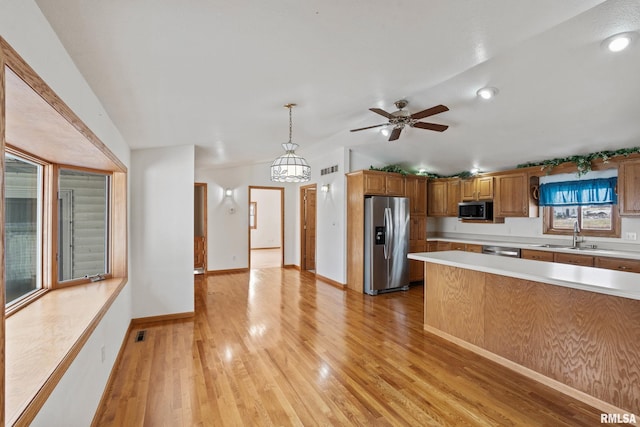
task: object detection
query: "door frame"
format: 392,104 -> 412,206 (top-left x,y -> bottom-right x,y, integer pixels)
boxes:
194,182 -> 207,273
299,183 -> 317,272
248,186 -> 284,268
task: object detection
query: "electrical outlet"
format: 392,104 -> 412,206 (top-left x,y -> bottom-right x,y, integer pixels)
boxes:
101,345 -> 106,363
625,232 -> 637,241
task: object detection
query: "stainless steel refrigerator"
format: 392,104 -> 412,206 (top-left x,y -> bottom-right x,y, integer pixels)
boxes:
364,196 -> 410,295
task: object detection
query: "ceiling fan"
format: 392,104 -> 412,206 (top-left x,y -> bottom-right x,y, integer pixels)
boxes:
350,100 -> 449,141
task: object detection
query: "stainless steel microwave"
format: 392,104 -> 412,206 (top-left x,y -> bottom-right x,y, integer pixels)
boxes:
458,201 -> 493,220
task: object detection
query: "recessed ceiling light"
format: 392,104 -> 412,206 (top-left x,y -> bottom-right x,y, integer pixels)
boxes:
603,32 -> 636,52
476,87 -> 498,100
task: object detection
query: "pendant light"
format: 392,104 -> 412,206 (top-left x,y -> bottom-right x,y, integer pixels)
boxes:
270,103 -> 311,183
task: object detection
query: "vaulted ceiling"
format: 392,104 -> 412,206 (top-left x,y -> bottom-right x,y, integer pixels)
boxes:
34,0 -> 640,175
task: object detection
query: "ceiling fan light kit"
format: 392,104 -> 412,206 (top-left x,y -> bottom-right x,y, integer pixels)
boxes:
270,103 -> 311,183
351,99 -> 449,141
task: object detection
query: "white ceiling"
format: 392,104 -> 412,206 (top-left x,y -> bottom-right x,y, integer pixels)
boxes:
34,0 -> 640,175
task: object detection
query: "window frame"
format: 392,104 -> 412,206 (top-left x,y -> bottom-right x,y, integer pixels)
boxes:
543,204 -> 621,238
249,201 -> 257,229
5,147 -> 115,314
53,164 -> 114,289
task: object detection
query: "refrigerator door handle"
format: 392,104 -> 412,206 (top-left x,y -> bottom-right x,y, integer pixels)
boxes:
384,207 -> 393,260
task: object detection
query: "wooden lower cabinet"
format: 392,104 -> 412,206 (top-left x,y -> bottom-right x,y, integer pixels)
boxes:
409,241 -> 427,282
521,249 -> 554,262
553,252 -> 594,267
595,256 -> 640,273
465,243 -> 483,253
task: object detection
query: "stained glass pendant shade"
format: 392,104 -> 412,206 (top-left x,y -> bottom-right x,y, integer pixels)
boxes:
270,103 -> 311,183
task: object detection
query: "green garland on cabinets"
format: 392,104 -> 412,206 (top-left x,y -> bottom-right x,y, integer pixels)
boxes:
516,146 -> 640,176
370,146 -> 640,179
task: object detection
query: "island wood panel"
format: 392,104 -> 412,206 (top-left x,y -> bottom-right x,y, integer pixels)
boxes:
425,264 -> 485,347
424,262 -> 640,415
485,273 -> 640,414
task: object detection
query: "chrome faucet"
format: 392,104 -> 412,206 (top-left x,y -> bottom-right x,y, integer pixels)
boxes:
572,221 -> 581,248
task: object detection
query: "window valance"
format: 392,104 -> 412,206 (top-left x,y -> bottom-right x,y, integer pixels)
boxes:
539,177 -> 617,206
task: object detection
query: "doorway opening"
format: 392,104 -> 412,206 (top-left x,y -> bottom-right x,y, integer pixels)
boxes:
248,186 -> 284,269
194,183 -> 207,275
300,184 -> 317,272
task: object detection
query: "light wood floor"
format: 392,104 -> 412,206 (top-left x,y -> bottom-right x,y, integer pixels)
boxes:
250,248 -> 282,269
94,269 -> 605,426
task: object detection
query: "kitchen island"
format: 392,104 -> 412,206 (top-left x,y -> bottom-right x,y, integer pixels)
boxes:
409,251 -> 640,416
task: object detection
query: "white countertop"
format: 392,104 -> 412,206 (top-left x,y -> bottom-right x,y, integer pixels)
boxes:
409,251 -> 640,301
428,237 -> 640,260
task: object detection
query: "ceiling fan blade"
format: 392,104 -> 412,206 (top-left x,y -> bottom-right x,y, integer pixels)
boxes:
410,104 -> 449,120
388,127 -> 402,141
369,108 -> 395,119
350,123 -> 387,132
412,121 -> 449,132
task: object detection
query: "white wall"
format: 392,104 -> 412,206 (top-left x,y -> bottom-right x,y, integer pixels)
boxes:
0,1 -> 133,424
31,286 -> 132,427
250,189 -> 281,249
131,145 -> 195,318
309,147 -> 349,284
196,161 -> 298,270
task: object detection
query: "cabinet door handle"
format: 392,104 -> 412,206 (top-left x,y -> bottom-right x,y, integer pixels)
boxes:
619,266 -> 630,270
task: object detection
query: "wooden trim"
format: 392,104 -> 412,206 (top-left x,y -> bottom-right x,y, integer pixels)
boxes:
299,183 -> 317,272
251,246 -> 282,250
131,312 -> 194,327
4,289 -> 49,318
283,264 -> 300,270
207,268 -> 250,275
0,38 -> 126,173
0,44 -> 6,427
423,325 -> 629,418
542,205 -> 621,238
111,172 -> 128,277
90,321 -> 134,427
8,278 -> 128,426
194,183 -> 207,273
315,274 -> 346,289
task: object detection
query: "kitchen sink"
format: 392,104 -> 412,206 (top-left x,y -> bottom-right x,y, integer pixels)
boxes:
567,245 -> 600,251
529,244 -> 570,248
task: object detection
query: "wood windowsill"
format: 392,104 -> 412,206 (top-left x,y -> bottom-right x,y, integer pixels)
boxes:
5,277 -> 128,426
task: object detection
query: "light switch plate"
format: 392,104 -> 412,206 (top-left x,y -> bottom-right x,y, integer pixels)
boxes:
625,232 -> 637,241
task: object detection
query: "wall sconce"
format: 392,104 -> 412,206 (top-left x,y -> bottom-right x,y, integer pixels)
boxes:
224,188 -> 233,197
321,184 -> 330,193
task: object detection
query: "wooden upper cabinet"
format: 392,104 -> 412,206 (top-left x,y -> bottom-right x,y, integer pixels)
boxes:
428,178 -> 460,217
461,176 -> 494,201
427,180 -> 447,216
362,170 -> 405,196
446,179 -> 461,217
406,175 -> 427,215
494,173 -> 527,217
619,159 -> 640,216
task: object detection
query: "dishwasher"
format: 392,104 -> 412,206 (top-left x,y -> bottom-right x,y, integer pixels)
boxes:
481,245 -> 521,258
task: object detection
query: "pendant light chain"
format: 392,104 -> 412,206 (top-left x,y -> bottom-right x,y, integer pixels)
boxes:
270,102 -> 310,183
